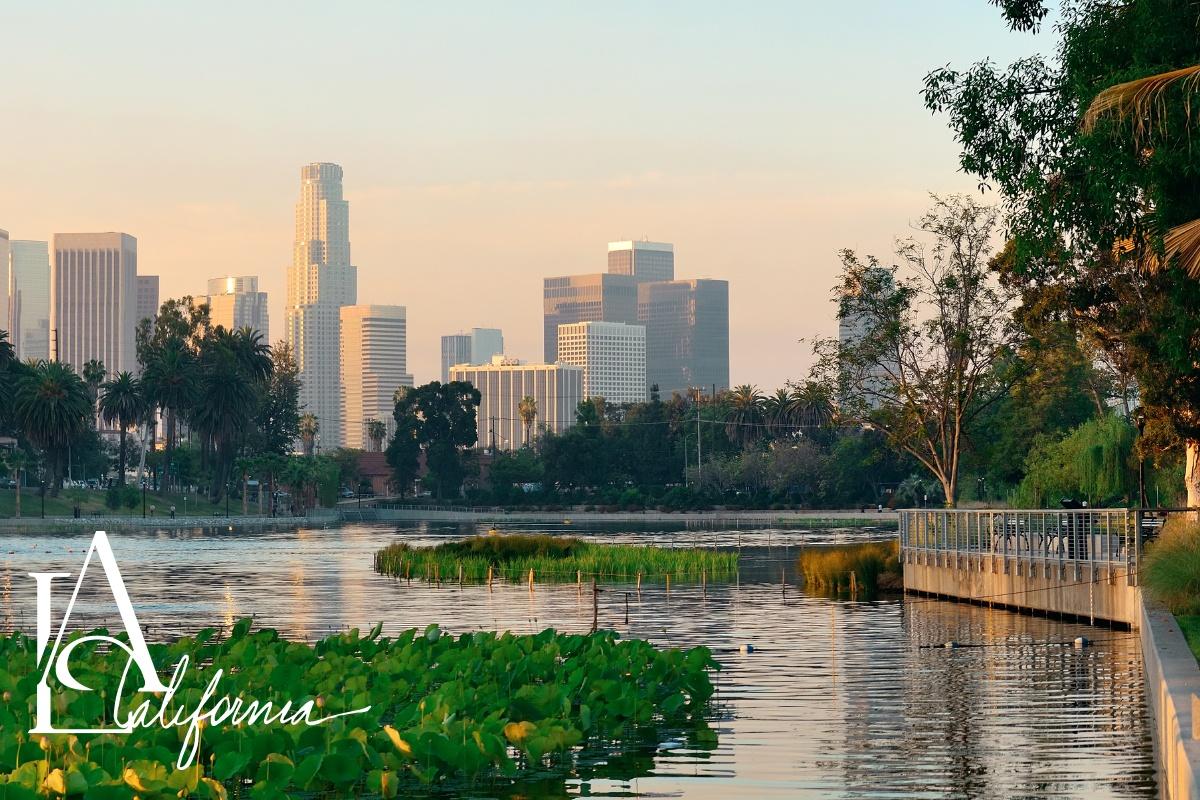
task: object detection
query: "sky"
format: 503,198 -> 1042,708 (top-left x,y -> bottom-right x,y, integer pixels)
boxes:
0,1 -> 1055,389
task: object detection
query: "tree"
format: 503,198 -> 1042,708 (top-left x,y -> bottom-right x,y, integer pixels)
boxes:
3,449 -> 28,517
814,195 -> 1024,506
193,328 -> 262,503
366,419 -> 387,452
725,385 -> 765,448
385,410 -> 421,498
299,414 -> 319,457
13,362 -> 91,495
81,359 -> 107,425
923,0 -> 1200,508
255,341 -> 302,457
517,396 -> 538,447
392,381 -> 481,499
98,371 -> 147,486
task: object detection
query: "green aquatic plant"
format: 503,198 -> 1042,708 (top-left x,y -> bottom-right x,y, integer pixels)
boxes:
0,620 -> 719,797
1143,519 -> 1200,616
374,534 -> 739,584
798,540 -> 900,597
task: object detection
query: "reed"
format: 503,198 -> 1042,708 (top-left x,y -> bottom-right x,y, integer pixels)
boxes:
375,534 -> 738,584
1143,519 -> 1200,615
798,540 -> 900,596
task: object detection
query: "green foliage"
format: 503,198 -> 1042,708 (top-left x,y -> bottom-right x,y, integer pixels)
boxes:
390,381 -> 481,499
375,534 -> 738,583
0,621 -> 719,795
1013,413 -> 1135,507
798,541 -> 901,597
12,362 -> 92,494
1176,615 -> 1200,664
1143,520 -> 1200,615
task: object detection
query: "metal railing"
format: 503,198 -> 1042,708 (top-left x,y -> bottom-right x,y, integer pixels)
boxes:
899,508 -> 1141,574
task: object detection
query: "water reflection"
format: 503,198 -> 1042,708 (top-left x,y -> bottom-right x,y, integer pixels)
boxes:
0,523 -> 1156,799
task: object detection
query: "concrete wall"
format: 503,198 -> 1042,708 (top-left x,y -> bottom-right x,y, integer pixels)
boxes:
1141,601 -> 1200,800
902,549 -> 1140,626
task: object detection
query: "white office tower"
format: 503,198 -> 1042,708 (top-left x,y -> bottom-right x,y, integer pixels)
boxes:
285,163 -> 358,447
207,276 -> 270,340
557,321 -> 647,404
51,233 -> 139,374
8,240 -> 51,361
450,356 -> 583,450
0,230 -> 9,334
340,305 -> 413,450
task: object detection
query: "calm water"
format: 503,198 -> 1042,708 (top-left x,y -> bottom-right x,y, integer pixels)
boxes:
0,522 -> 1158,799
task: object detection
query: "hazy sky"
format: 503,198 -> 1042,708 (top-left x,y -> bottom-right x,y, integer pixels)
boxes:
0,2 -> 1052,389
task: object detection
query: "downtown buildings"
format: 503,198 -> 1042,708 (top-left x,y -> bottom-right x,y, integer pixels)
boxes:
556,321 -> 646,404
450,356 -> 582,450
7,239 -> 51,361
440,327 -> 504,381
340,304 -> 414,450
207,276 -> 269,340
50,232 -> 141,374
285,163 -> 358,447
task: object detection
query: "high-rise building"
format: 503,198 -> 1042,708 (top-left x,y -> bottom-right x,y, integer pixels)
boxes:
340,305 -> 413,450
136,275 -> 159,325
450,356 -> 583,451
638,278 -> 730,398
285,163 -> 358,447
542,273 -> 637,362
557,321 -> 647,404
838,266 -> 897,408
51,233 -> 139,374
608,240 -> 674,282
440,334 -> 472,383
207,276 -> 269,340
470,327 -> 504,364
0,230 -> 9,335
8,240 -> 51,361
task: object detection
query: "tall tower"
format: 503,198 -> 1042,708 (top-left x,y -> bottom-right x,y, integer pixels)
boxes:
207,276 -> 269,341
285,163 -> 358,447
50,233 -> 139,374
9,240 -> 51,361
608,240 -> 674,282
340,305 -> 413,449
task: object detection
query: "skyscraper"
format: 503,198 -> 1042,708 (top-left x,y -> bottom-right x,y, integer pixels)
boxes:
340,305 -> 413,450
207,276 -> 269,340
0,230 -> 9,335
838,265 -> 897,408
51,233 -> 139,373
450,356 -> 583,451
440,334 -> 472,382
8,240 -> 51,361
470,327 -> 504,364
638,278 -> 730,397
608,240 -> 674,282
285,163 -> 358,447
557,321 -> 647,404
136,275 -> 159,325
542,273 -> 637,362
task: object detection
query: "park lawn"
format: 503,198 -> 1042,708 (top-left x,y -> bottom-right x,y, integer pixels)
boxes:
1177,616 -> 1200,665
0,486 -> 247,519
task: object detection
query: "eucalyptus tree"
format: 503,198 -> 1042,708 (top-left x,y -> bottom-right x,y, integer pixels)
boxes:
813,196 -> 1025,506
13,362 -> 92,495
98,371 -> 147,485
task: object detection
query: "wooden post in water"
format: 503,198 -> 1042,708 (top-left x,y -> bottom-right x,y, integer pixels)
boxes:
666,572 -> 671,595
636,571 -> 642,594
591,579 -> 599,633
458,562 -> 463,589
702,569 -> 707,598
528,568 -> 535,592
487,565 -> 494,592
625,592 -> 630,624
577,570 -> 582,597
850,570 -> 857,598
781,567 -> 787,597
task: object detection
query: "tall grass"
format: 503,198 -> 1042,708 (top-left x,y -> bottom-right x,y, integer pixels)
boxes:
1142,519 -> 1200,615
375,534 -> 738,584
798,540 -> 900,596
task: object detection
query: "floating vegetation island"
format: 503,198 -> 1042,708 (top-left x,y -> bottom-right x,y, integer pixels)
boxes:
798,540 -> 901,597
374,533 -> 739,584
0,620 -> 719,797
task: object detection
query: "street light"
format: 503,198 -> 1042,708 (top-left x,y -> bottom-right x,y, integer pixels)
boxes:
141,479 -> 147,518
1135,411 -> 1148,508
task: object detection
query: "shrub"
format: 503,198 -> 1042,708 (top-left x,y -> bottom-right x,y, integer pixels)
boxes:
798,541 -> 900,596
1142,519 -> 1200,615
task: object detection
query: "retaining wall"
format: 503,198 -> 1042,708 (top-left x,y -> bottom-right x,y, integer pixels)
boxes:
1141,601 -> 1200,800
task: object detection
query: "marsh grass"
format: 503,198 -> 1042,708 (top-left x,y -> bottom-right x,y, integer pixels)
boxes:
375,534 -> 738,584
798,540 -> 900,597
1142,518 -> 1200,615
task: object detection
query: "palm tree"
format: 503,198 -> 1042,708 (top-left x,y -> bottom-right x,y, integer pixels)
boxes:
763,388 -> 795,435
299,414 -> 319,457
98,372 -> 147,486
141,341 -> 197,490
788,381 -> 835,432
193,343 -> 258,503
725,385 -> 765,447
82,359 -> 106,425
3,450 -> 28,517
518,396 -> 538,446
13,362 -> 91,495
366,419 -> 387,452
0,330 -> 13,368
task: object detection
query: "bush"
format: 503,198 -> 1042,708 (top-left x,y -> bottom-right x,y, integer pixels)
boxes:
798,541 -> 901,597
1143,520 -> 1200,614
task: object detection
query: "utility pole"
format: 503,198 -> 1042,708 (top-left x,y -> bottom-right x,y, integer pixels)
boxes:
696,404 -> 702,486
490,415 -> 498,452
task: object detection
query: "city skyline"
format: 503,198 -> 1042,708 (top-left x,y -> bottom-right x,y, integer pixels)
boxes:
0,4 -> 1054,389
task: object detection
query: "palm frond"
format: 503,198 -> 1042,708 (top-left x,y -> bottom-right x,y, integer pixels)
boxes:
1143,217 -> 1200,278
1082,64 -> 1200,142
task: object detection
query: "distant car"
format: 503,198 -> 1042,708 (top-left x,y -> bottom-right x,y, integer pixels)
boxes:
339,487 -> 355,498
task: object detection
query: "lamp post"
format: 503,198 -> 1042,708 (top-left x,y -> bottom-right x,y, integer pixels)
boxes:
141,479 -> 147,518
1136,411 -> 1148,508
